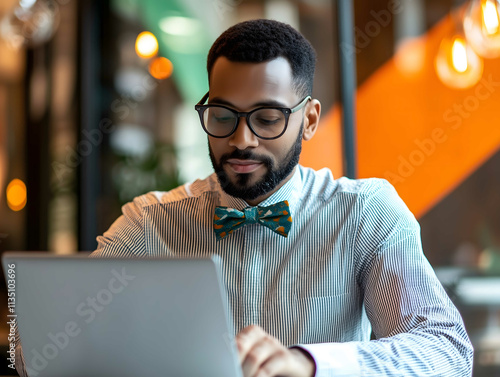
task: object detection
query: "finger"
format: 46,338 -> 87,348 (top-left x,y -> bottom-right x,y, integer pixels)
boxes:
254,351 -> 289,377
241,336 -> 278,377
236,325 -> 266,362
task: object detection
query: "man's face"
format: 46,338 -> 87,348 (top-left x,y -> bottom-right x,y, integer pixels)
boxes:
207,57 -> 306,204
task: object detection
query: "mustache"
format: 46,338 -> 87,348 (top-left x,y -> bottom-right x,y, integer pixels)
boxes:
219,150 -> 273,167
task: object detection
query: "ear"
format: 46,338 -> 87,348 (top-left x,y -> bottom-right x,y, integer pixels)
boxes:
302,99 -> 321,141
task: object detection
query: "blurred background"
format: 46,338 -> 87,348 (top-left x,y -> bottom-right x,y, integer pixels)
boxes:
0,0 -> 499,375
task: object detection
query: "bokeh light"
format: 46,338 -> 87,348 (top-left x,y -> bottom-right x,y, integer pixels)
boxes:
394,37 -> 427,78
159,16 -> 202,36
6,178 -> 27,212
0,0 -> 59,49
135,31 -> 158,58
148,57 -> 173,80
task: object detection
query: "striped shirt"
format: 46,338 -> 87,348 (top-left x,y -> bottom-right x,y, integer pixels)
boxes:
90,165 -> 473,376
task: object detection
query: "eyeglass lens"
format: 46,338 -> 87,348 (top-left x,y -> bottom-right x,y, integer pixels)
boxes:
202,107 -> 286,138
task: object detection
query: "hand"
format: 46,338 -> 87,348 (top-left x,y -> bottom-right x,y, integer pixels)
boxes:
235,325 -> 315,377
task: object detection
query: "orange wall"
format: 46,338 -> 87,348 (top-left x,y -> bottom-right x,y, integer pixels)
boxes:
301,17 -> 500,218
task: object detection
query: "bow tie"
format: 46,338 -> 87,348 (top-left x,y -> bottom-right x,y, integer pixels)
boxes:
213,200 -> 292,240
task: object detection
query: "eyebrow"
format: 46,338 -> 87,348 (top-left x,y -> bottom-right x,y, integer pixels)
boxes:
208,96 -> 289,109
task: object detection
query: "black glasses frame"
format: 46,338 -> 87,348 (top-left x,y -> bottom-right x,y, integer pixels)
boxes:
194,92 -> 311,140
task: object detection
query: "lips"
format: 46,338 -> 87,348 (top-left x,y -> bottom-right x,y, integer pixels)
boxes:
226,159 -> 263,174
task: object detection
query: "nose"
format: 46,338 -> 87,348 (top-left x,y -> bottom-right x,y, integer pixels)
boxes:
228,117 -> 259,150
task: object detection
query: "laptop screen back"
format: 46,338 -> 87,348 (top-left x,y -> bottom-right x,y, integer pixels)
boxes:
2,253 -> 242,377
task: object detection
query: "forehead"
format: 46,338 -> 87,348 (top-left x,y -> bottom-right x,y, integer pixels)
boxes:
208,57 -> 297,108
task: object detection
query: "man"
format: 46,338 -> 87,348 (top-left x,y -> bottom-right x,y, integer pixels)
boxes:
92,19 -> 473,376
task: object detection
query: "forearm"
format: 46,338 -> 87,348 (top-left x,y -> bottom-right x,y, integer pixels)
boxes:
297,324 -> 473,377
13,323 -> 28,377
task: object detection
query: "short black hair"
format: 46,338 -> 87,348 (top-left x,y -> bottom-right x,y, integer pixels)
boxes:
207,19 -> 316,97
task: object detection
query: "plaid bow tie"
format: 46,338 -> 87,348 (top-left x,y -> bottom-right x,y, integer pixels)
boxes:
213,200 -> 292,240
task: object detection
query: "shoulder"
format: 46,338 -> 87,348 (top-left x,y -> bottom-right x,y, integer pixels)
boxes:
299,165 -> 394,201
299,166 -> 415,225
124,173 -> 220,212
334,176 -> 397,202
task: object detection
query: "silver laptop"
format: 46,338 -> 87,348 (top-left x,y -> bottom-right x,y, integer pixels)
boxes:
2,252 -> 243,377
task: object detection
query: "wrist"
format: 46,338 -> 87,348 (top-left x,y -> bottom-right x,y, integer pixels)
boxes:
289,347 -> 316,377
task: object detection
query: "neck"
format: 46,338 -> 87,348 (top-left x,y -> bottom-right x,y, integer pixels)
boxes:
244,166 -> 297,206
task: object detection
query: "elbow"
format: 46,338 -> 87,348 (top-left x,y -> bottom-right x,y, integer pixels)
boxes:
461,338 -> 474,376
447,327 -> 474,376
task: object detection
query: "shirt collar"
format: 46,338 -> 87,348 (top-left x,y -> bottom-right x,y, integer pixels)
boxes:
216,166 -> 303,215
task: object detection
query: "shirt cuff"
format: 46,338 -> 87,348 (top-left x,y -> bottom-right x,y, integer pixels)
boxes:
292,342 -> 361,377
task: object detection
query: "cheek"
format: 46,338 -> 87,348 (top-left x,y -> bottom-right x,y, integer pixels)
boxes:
208,138 -> 225,158
268,138 -> 294,159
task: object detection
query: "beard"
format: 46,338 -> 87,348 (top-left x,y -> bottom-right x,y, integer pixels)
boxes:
209,122 -> 303,201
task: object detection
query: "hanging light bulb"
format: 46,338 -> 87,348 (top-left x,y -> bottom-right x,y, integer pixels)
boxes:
452,37 -> 469,72
464,0 -> 500,58
483,0 -> 500,33
435,35 -> 483,89
435,13 -> 484,89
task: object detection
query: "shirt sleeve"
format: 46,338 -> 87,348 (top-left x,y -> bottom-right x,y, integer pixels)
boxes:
297,180 -> 473,376
90,195 -> 148,258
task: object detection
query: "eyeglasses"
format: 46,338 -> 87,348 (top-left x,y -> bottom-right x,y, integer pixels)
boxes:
195,92 -> 311,140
